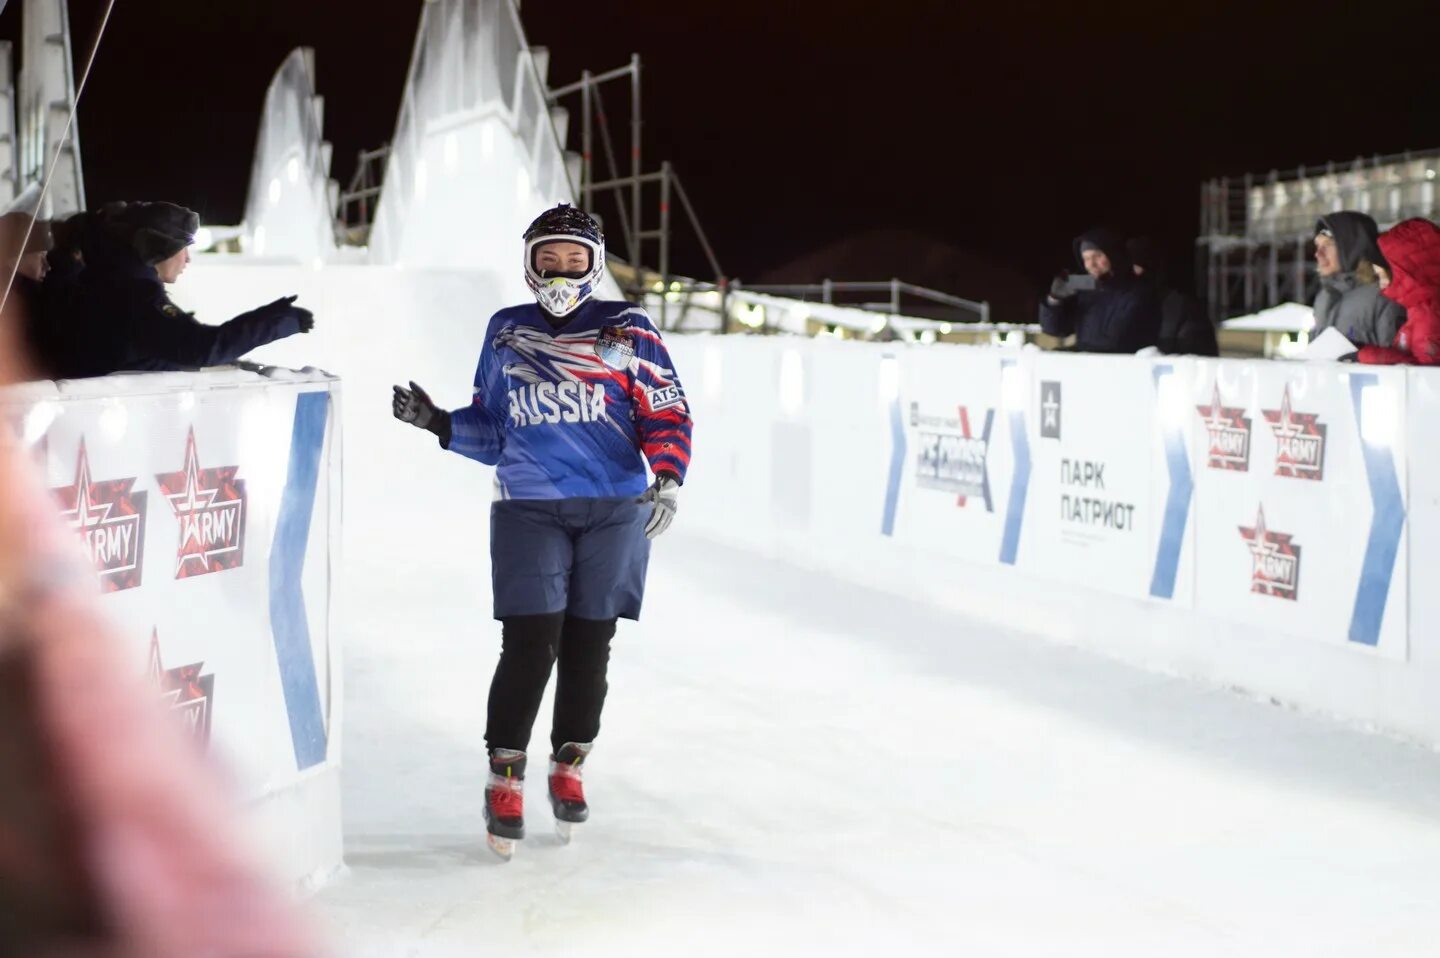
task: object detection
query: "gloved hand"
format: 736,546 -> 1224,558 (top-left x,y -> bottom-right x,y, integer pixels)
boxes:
392,380 -> 448,437
1047,273 -> 1076,302
239,295 -> 313,333
636,474 -> 680,539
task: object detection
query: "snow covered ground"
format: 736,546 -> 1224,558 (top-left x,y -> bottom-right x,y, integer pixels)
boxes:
314,519 -> 1440,957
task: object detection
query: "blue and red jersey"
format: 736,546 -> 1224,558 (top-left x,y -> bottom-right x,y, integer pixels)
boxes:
446,299 -> 693,499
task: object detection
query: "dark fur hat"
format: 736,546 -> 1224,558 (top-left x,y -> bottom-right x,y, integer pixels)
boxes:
113,201 -> 199,265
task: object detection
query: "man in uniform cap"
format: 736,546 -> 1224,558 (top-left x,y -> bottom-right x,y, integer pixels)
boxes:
41,200 -> 315,379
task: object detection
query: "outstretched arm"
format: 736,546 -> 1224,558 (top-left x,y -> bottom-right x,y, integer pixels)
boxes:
131,294 -> 311,368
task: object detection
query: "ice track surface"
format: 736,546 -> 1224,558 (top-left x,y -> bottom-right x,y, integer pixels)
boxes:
316,527 -> 1440,957
195,262 -> 1440,954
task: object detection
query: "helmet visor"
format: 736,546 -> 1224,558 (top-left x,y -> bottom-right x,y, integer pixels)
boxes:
530,239 -> 594,280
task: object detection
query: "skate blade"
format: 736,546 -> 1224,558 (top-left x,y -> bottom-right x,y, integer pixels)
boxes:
487,833 -> 516,861
555,820 -> 573,845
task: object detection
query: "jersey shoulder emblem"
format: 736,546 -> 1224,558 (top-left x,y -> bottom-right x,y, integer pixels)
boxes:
595,324 -> 636,370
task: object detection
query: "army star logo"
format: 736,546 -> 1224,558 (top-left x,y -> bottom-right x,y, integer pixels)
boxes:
148,629 -> 214,746
52,440 -> 148,592
1196,382 -> 1252,471
1261,384 -> 1327,481
155,428 -> 247,578
1238,505 -> 1301,600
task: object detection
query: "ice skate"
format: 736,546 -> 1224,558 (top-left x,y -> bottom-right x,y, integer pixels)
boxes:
484,749 -> 526,861
549,742 -> 592,843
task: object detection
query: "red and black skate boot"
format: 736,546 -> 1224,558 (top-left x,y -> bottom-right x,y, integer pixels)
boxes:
548,742 -> 592,843
484,749 -> 526,860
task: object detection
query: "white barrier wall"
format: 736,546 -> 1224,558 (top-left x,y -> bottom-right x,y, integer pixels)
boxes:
1,368 -> 344,892
667,336 -> 1436,747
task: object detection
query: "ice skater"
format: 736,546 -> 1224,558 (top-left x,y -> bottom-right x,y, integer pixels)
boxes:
392,204 -> 692,858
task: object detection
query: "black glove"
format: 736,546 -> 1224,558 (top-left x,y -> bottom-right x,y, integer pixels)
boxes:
237,295 -> 312,333
636,473 -> 680,539
1048,273 -> 1076,302
251,295 -> 297,319
392,380 -> 449,438
267,295 -> 314,333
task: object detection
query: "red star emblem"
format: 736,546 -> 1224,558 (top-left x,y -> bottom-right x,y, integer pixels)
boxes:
148,629 -> 214,746
155,428 -> 247,578
1196,382 -> 1252,471
1261,384 -> 1326,480
52,439 -> 147,591
1238,505 -> 1301,600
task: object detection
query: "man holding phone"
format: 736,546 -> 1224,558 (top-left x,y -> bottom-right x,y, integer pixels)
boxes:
1039,227 -> 1161,353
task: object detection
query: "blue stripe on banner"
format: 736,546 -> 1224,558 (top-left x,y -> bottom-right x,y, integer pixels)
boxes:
270,391 -> 331,769
1347,374 -> 1406,647
881,390 -> 906,536
1149,365 -> 1194,599
999,360 -> 1029,565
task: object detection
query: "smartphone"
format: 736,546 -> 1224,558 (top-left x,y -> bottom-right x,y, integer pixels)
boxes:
1062,274 -> 1097,294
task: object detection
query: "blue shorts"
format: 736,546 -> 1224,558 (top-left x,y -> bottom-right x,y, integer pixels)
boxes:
490,497 -> 651,621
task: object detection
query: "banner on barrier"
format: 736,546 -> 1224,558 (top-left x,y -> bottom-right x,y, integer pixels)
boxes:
1191,360 -> 1408,658
8,372 -> 342,798
1017,353 -> 1196,605
885,349 -> 1018,565
669,336 -> 1417,664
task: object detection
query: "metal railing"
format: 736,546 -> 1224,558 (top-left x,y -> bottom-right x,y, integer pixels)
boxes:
545,57 -> 1000,335
546,59 -> 729,329
731,280 -> 989,325
614,267 -> 1004,340
337,145 -> 389,244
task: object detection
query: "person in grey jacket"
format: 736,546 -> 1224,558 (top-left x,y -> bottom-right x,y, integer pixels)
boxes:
1312,212 -> 1404,347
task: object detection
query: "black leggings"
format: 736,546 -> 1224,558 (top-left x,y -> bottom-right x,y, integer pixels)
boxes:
484,613 -> 616,757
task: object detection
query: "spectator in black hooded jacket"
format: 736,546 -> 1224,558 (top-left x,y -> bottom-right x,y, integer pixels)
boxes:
43,201 -> 314,379
1039,228 -> 1160,353
1312,211 -> 1404,348
1127,236 -> 1218,356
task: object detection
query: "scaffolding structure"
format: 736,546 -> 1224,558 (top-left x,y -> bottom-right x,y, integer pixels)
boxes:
545,57 -> 725,330
338,145 -> 389,245
1199,149 -> 1440,322
341,2 -> 993,336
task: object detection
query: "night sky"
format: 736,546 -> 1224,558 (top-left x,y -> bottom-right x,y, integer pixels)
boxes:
2,0 -> 1435,305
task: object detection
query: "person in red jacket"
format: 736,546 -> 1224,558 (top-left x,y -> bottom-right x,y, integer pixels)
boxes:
1358,218 -> 1440,365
